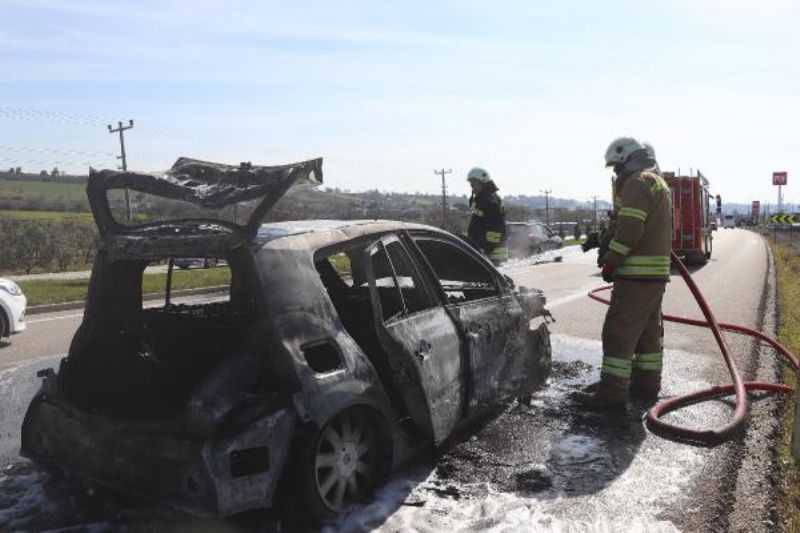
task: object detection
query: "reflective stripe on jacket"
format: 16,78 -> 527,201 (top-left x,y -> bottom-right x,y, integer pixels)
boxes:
602,170 -> 673,281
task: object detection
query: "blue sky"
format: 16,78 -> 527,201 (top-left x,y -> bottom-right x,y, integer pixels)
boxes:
2,0 -> 799,204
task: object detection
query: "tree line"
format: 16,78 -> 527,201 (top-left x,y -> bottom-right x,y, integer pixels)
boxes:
0,186 -> 601,275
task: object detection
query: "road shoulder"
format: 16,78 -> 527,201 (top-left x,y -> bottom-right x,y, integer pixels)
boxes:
729,235 -> 783,532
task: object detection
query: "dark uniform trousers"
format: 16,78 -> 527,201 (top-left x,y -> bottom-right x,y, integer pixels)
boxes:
601,279 -> 666,383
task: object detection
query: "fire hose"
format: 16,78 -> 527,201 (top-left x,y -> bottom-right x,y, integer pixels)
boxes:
588,251 -> 799,445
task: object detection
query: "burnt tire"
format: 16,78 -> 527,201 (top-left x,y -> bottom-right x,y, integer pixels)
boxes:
290,407 -> 390,528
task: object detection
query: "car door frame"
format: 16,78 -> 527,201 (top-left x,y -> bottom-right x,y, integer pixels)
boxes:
364,233 -> 466,444
402,230 -> 529,418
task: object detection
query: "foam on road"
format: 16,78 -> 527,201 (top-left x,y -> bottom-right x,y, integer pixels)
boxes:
0,336 -> 711,531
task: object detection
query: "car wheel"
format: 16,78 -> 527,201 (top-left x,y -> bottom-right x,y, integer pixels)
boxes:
296,407 -> 388,524
0,309 -> 8,338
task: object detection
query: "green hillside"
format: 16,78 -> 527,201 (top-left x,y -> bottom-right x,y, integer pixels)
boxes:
0,178 -> 89,211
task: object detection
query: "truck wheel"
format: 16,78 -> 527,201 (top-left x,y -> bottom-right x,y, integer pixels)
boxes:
685,251 -> 708,266
293,407 -> 390,526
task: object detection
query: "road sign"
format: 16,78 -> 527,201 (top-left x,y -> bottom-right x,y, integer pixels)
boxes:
770,213 -> 797,224
752,201 -> 760,219
773,171 -> 788,186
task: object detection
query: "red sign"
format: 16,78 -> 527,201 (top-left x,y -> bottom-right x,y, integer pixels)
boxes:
773,171 -> 788,185
752,200 -> 760,219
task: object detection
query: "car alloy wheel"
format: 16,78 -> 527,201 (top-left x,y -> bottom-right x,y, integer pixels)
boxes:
313,408 -> 380,512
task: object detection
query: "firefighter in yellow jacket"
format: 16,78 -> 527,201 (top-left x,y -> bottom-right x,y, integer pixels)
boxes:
467,167 -> 508,264
576,137 -> 673,409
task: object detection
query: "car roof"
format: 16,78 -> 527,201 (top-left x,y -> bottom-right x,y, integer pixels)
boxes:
256,219 -> 451,251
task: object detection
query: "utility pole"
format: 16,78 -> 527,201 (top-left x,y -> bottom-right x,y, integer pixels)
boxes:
592,195 -> 598,231
541,189 -> 552,227
107,119 -> 134,222
434,168 -> 452,228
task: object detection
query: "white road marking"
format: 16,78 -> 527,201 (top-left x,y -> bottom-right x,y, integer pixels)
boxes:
26,313 -> 84,324
547,282 -> 608,309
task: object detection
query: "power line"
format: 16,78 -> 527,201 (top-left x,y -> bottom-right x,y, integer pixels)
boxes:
0,144 -> 115,157
0,106 -> 109,126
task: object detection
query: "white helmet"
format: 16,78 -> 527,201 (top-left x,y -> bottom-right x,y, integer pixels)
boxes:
642,142 -> 656,161
604,137 -> 644,167
467,167 -> 491,183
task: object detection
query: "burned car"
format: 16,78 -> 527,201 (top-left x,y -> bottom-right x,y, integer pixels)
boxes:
21,157 -> 551,524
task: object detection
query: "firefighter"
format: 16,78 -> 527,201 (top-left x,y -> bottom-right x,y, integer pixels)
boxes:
466,167 -> 508,264
575,137 -> 673,409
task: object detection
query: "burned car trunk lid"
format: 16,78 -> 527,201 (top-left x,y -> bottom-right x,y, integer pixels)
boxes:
87,157 -> 323,257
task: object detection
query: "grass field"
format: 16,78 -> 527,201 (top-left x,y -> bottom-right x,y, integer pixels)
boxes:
0,179 -> 87,203
18,265 -> 231,306
771,241 -> 800,532
0,209 -> 94,222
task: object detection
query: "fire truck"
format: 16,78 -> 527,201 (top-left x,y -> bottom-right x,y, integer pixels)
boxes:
662,171 -> 713,266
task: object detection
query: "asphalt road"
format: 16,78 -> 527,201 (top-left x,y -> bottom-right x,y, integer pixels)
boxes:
0,229 -> 782,532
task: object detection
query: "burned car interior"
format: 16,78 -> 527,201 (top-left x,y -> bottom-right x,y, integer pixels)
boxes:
61,249 -> 260,418
56,157 -> 324,419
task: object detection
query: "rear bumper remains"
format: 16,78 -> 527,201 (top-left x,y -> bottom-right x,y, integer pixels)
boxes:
21,375 -> 296,516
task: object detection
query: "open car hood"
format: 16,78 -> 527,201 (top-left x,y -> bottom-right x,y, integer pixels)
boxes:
87,157 -> 323,241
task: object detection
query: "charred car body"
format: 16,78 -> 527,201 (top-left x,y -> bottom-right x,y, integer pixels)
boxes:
21,157 -> 551,522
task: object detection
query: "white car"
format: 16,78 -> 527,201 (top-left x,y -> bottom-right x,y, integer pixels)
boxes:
0,278 -> 26,339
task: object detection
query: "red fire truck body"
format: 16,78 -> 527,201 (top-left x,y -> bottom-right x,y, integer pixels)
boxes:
663,171 -> 713,265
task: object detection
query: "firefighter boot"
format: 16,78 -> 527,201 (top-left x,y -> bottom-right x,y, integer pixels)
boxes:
630,370 -> 661,402
630,352 -> 663,402
573,374 -> 629,410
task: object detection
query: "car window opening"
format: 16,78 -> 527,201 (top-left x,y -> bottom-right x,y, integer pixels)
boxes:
60,252 -> 259,418
314,243 -> 410,414
413,238 -> 499,303
315,246 -> 379,357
